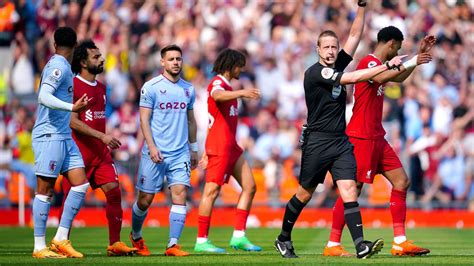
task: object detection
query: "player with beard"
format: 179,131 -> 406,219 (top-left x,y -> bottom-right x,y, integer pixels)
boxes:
323,26 -> 434,257
61,39 -> 137,256
130,44 -> 198,256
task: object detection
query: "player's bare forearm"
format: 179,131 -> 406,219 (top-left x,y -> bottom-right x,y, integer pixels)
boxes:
390,66 -> 415,82
139,107 -> 157,150
343,5 -> 366,56
212,89 -> 243,102
70,112 -> 105,140
187,109 -> 197,143
372,66 -> 411,83
340,64 -> 389,84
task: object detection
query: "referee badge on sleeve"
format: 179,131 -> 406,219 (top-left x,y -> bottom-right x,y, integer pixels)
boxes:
321,67 -> 334,79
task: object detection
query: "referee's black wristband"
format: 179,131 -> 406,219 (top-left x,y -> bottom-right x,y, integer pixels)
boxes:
358,1 -> 367,7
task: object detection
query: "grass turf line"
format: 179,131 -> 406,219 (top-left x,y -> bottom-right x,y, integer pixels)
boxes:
0,227 -> 473,265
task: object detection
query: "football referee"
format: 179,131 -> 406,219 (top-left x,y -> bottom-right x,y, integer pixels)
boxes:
274,0 -> 405,259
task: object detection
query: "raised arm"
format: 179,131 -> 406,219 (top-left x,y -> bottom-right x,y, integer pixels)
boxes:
340,55 -> 405,84
371,53 -> 432,84
343,1 -> 367,57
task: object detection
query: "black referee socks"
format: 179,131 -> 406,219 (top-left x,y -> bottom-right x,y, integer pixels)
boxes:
278,195 -> 307,242
344,201 -> 364,248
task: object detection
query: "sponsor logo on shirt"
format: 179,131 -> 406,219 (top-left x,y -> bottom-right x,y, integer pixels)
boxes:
159,102 -> 187,110
85,110 -> 105,121
85,109 -> 93,121
332,85 -> 342,99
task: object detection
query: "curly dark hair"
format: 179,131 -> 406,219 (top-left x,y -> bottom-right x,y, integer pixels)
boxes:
71,39 -> 98,74
377,26 -> 404,43
212,49 -> 246,75
54,27 -> 77,48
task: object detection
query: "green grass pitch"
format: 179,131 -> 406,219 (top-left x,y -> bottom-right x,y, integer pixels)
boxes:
0,227 -> 473,265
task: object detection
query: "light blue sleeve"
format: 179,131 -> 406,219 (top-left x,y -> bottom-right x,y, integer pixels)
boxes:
40,62 -> 68,93
139,83 -> 154,109
188,86 -> 195,110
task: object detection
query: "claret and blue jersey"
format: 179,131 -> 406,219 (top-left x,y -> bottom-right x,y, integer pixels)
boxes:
139,74 -> 196,157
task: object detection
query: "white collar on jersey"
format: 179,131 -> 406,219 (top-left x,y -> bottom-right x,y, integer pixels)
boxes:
75,74 -> 97,86
217,74 -> 231,86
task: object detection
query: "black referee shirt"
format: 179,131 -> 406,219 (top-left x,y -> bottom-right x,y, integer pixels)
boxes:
303,49 -> 352,134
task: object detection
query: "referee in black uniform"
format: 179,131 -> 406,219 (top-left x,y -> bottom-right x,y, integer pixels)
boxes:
274,0 -> 405,259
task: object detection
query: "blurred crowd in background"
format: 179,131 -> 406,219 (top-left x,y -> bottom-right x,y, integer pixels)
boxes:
0,0 -> 472,211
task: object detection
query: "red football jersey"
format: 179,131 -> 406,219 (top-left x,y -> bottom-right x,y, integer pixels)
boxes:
205,75 -> 240,155
72,76 -> 111,165
346,54 -> 386,139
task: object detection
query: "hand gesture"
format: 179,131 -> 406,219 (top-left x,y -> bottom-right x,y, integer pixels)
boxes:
190,151 -> 198,170
72,93 -> 89,112
387,54 -> 407,70
416,53 -> 433,65
419,35 -> 436,53
149,146 -> 164,163
199,153 -> 208,170
101,134 -> 122,150
241,88 -> 260,99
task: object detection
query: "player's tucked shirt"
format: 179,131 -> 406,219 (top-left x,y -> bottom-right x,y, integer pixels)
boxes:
32,54 -> 74,141
205,75 -> 239,155
71,75 -> 110,166
303,50 -> 352,134
139,74 -> 195,157
346,54 -> 386,139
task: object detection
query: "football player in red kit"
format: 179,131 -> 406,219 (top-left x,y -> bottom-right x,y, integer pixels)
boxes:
194,49 -> 262,253
61,40 -> 137,256
324,27 -> 435,257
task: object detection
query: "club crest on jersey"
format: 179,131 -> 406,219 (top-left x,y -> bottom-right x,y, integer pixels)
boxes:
49,160 -> 57,173
184,88 -> 190,98
229,105 -> 238,116
368,61 -> 378,68
332,85 -> 342,99
321,67 -> 334,79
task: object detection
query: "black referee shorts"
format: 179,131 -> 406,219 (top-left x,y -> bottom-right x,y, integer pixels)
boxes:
299,132 -> 356,189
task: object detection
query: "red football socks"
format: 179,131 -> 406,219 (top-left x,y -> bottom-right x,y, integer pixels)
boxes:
390,189 -> 407,237
105,186 -> 123,244
198,215 -> 211,238
235,209 -> 249,231
329,197 -> 345,243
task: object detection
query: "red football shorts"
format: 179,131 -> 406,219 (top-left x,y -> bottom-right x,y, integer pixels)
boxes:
62,157 -> 118,192
349,137 -> 403,184
205,145 -> 243,186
